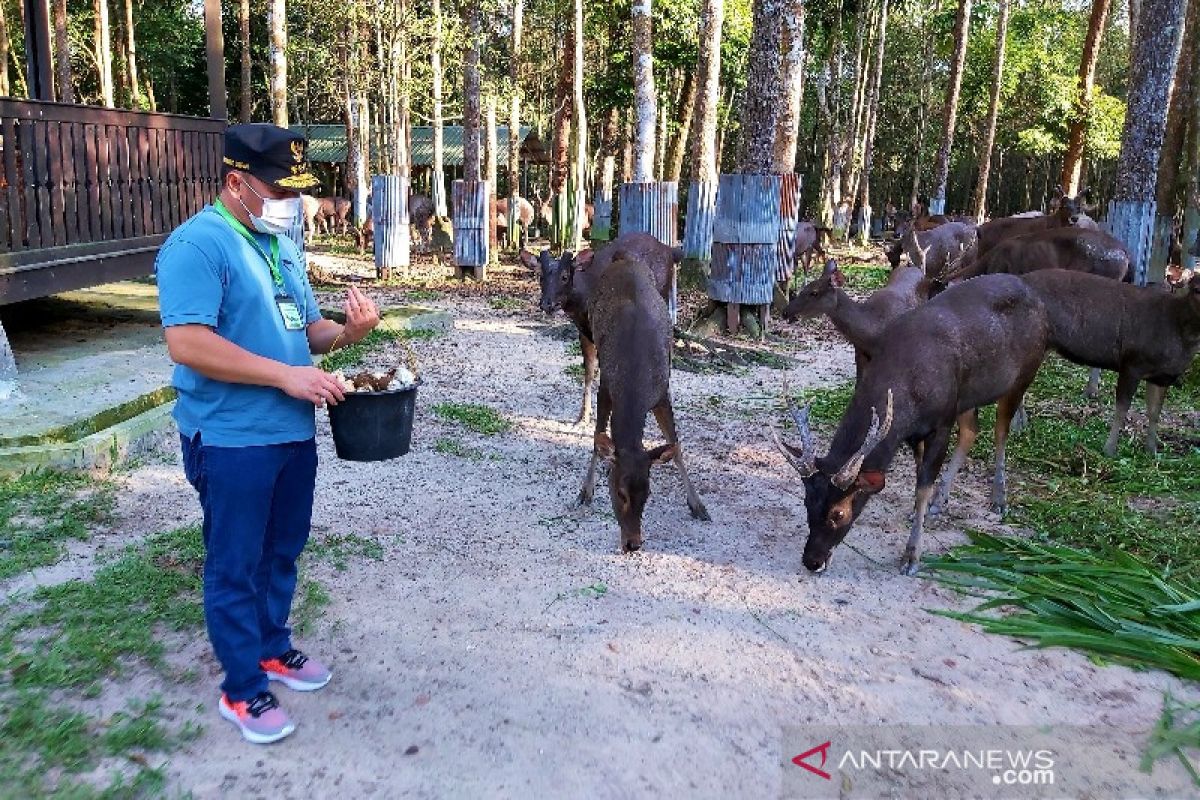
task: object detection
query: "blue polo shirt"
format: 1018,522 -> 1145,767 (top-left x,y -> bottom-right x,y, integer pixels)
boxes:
156,204 -> 322,446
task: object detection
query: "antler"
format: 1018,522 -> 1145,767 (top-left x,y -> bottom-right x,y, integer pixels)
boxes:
832,390 -> 894,490
773,385 -> 818,477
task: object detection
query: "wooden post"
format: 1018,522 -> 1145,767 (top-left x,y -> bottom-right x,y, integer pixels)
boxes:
23,0 -> 55,101
708,174 -> 782,336
373,175 -> 411,280
619,180 -> 679,319
204,0 -> 227,120
453,179 -> 489,281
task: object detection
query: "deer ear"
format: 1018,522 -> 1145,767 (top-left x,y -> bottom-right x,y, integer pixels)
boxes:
854,470 -> 886,494
594,433 -> 616,462
648,443 -> 678,465
519,250 -> 540,271
831,269 -> 846,288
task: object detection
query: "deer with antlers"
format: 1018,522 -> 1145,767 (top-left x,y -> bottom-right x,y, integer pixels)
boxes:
774,274 -> 1050,575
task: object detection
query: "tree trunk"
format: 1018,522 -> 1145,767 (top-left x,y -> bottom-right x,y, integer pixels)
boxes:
666,71 -> 697,181
690,0 -> 724,185
53,0 -> 74,104
0,1 -> 10,97
857,0 -> 889,242
772,0 -> 806,173
94,0 -> 113,106
1185,27 -> 1200,269
462,5 -> 482,182
1060,0 -> 1112,194
123,0 -> 141,109
843,4 -> 874,201
549,29 -> 574,195
1129,0 -> 1141,47
268,0 -> 287,127
432,0 -> 446,214
486,96 -> 498,249
238,0 -> 250,120
398,0 -> 411,179
910,8 -> 934,208
818,1 -> 844,225
1155,0 -> 1198,211
929,0 -> 972,214
1110,0 -> 1188,284
739,0 -> 784,174
655,76 -> 670,180
506,0 -> 523,245
632,0 -> 656,182
973,0 -> 1009,221
571,0 -> 587,244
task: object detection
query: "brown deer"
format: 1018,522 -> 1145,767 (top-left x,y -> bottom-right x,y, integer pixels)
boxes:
968,187 -> 1090,264
576,257 -> 710,551
774,274 -> 1049,575
521,233 -> 679,425
1020,269 -> 1200,456
939,227 -> 1132,397
887,221 -> 978,277
782,259 -> 927,377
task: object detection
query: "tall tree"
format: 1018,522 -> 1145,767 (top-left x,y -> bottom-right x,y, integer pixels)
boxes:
431,0 -> 446,214
689,0 -> 724,184
268,0 -> 288,126
631,0 -> 656,182
1059,0 -> 1112,194
666,72 -> 697,181
1150,0 -> 1198,275
1109,0 -> 1187,283
94,0 -> 114,106
239,0 -> 251,120
549,29 -> 573,198
817,0 -> 845,224
0,1 -> 10,97
462,3 -> 481,182
929,0 -> 973,214
772,0 -> 806,172
973,0 -> 1009,221
739,0 -> 784,173
571,0 -> 587,243
506,0 -> 523,245
856,0 -> 889,241
53,0 -> 74,103
910,3 -> 935,209
124,0 -> 141,109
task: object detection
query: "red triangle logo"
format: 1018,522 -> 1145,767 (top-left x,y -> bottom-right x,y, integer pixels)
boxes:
792,740 -> 832,780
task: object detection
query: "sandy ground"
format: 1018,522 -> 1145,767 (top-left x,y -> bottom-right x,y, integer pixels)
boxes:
23,253 -> 1198,798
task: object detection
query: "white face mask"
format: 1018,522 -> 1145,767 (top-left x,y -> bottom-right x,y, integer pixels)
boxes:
237,179 -> 301,235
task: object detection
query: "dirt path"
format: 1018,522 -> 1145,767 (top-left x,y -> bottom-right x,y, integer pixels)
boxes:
101,263 -> 1194,797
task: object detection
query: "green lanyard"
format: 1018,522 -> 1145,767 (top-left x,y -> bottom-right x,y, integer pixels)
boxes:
213,199 -> 285,290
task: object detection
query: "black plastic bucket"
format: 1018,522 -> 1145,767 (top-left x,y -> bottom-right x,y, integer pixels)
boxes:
326,383 -> 419,461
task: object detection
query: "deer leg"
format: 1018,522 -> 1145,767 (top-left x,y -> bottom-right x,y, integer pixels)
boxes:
991,387 -> 1031,515
902,426 -> 953,576
929,409 -> 980,517
578,384 -> 613,507
575,335 -> 598,427
1145,383 -> 1168,456
1084,368 -> 1102,399
726,302 -> 740,336
1104,371 -> 1140,457
652,402 -> 711,521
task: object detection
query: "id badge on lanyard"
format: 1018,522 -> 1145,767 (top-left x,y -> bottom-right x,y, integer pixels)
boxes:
276,293 -> 305,330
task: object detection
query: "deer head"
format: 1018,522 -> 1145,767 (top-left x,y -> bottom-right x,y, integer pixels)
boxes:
782,259 -> 844,321
776,389 -> 894,573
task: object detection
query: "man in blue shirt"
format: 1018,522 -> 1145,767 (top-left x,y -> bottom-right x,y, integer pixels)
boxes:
157,124 -> 378,744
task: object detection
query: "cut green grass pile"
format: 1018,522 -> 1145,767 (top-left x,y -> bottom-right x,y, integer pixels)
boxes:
432,402 -> 512,435
488,295 -> 525,311
320,327 -> 439,373
1143,694 -> 1200,785
924,531 -> 1200,681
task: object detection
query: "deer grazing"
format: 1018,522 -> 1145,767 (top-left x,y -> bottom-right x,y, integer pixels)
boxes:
1020,270 -> 1200,456
775,274 -> 1049,575
521,232 -> 679,425
782,259 -> 927,377
576,256 -> 710,552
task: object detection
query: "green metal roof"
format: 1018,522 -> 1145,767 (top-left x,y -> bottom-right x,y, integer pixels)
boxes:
289,124 -> 545,166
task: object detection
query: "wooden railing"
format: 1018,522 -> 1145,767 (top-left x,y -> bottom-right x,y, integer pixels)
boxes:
0,99 -> 224,304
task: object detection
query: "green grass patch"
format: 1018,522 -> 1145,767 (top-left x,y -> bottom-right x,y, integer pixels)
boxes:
432,402 -> 512,435
564,363 -> 585,382
564,340 -> 583,358
1143,694 -> 1200,786
433,437 -> 498,461
405,289 -> 444,302
789,382 -> 856,426
924,530 -> 1200,681
305,532 -> 386,572
291,579 -> 332,636
0,469 -> 115,580
488,295 -> 525,311
839,263 -> 891,292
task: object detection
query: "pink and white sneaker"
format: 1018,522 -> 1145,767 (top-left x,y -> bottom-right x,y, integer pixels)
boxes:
260,649 -> 332,692
218,691 -> 295,744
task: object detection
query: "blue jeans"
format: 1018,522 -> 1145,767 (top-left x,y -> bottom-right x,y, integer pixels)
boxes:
180,433 -> 318,701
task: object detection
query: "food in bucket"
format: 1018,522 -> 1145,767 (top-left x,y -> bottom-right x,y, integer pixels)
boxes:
332,366 -> 418,393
